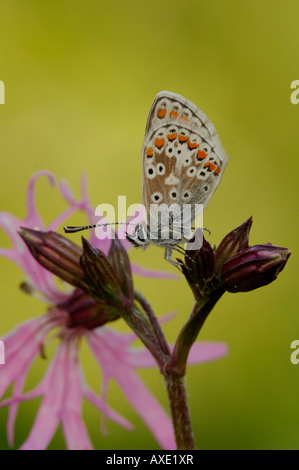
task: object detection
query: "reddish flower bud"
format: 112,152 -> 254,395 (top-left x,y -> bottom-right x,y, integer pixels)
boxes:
215,217 -> 252,271
57,288 -> 121,329
19,228 -> 87,290
221,244 -> 290,293
19,228 -> 134,311
183,235 -> 216,299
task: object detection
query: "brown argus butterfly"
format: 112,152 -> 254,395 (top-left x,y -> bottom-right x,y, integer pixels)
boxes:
126,91 -> 228,266
65,91 -> 228,267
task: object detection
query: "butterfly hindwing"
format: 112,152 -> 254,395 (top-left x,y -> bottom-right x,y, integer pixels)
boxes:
142,91 -> 228,228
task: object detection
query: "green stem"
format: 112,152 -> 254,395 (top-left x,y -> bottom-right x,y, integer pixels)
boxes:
163,290 -> 224,448
168,290 -> 225,377
164,371 -> 195,450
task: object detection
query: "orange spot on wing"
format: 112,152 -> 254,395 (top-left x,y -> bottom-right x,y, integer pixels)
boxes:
204,162 -> 216,171
180,114 -> 189,124
157,108 -> 167,118
197,150 -> 208,160
179,134 -> 189,143
214,167 -> 221,175
154,138 -> 165,149
188,141 -> 199,149
170,110 -> 179,118
167,132 -> 177,141
146,147 -> 153,158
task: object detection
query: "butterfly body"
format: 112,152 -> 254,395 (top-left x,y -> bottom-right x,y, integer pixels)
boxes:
127,91 -> 228,265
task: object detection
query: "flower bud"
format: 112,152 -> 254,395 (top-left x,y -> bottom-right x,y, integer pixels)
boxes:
183,235 -> 216,298
80,237 -> 130,308
108,235 -> 134,303
19,228 -> 87,290
221,244 -> 290,293
215,217 -> 252,271
57,288 -> 121,329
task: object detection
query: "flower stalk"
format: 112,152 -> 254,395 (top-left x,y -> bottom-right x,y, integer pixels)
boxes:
167,291 -> 224,377
164,372 -> 195,450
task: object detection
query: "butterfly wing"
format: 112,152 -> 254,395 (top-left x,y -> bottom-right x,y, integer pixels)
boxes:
142,91 -> 228,233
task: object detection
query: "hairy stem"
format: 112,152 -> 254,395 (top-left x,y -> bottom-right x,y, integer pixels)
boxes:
164,371 -> 195,450
167,290 -> 224,377
134,291 -> 170,357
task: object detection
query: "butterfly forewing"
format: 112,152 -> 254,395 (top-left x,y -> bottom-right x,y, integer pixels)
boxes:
142,91 -> 228,239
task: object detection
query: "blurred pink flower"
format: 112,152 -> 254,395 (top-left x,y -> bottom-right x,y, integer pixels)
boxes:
0,172 -> 227,450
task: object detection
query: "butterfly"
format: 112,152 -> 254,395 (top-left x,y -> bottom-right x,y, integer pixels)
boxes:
64,91 -> 228,267
125,91 -> 228,265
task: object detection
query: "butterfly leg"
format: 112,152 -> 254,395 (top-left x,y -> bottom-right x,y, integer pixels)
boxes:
164,246 -> 182,270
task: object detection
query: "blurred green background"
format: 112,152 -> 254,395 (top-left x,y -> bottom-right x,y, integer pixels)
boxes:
0,0 -> 298,450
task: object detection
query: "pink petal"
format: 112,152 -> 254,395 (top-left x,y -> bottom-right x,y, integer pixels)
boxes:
0,214 -> 66,303
125,341 -> 228,369
131,263 -> 180,280
25,171 -> 55,226
61,410 -> 93,450
0,171 -> 94,303
87,331 -> 176,450
113,368 -> 176,450
60,340 -> 93,450
0,385 -> 44,409
50,176 -> 94,231
0,316 -> 54,398
20,340 -> 69,450
186,341 -> 228,364
84,387 -> 133,431
7,374 -> 27,447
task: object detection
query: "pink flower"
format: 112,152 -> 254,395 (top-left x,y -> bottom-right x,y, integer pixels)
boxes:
0,172 -> 227,450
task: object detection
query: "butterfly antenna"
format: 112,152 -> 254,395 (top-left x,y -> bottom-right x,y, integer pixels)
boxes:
64,222 -> 136,234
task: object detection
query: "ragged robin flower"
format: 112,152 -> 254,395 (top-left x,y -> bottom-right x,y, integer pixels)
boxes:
0,172 -> 227,450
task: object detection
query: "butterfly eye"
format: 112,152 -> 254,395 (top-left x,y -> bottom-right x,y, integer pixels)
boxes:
151,192 -> 163,203
186,166 -> 196,177
146,165 -> 156,179
156,163 -> 166,175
